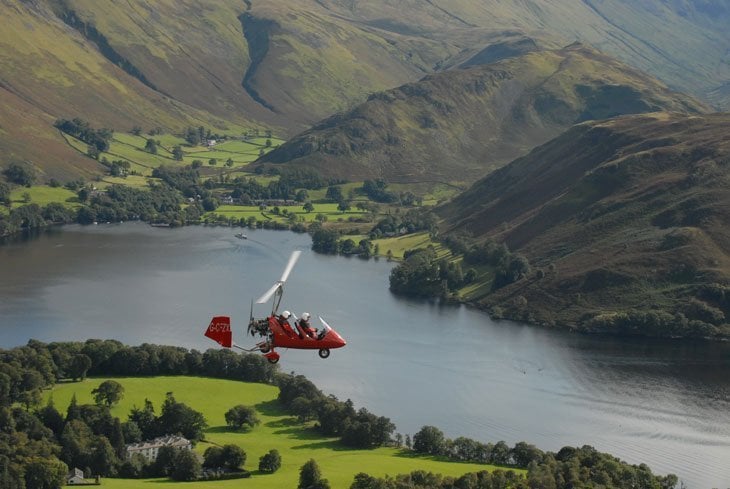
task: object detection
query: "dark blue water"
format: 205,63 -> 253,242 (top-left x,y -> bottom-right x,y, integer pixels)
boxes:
1,223 -> 728,488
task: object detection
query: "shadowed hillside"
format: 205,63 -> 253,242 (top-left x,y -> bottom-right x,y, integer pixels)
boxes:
438,112 -> 730,338
258,44 -> 709,184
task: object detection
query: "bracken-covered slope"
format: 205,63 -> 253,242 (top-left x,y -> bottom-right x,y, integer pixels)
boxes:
438,112 -> 730,338
259,44 -> 709,184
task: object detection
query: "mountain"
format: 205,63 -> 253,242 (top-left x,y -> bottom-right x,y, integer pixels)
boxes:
258,44 -> 709,184
437,112 -> 730,338
315,0 -> 730,109
2,0 -> 729,181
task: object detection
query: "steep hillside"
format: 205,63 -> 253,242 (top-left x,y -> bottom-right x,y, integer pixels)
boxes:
2,0 -> 729,181
0,0 -> 470,180
317,0 -> 730,108
438,112 -> 730,338
258,44 -> 709,184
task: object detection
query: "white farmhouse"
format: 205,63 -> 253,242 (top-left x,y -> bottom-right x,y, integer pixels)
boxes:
125,435 -> 191,461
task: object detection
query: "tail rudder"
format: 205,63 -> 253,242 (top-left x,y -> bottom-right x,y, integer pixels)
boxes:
205,316 -> 232,348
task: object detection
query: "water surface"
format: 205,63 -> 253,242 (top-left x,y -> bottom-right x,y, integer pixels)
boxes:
1,223 -> 728,488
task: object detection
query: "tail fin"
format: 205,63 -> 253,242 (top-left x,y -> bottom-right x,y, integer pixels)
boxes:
205,316 -> 232,348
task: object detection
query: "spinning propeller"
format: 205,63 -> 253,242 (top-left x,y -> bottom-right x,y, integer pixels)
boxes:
255,250 -> 302,308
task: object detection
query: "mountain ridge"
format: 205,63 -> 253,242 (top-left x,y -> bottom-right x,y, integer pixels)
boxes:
258,44 -> 710,184
437,111 -> 730,337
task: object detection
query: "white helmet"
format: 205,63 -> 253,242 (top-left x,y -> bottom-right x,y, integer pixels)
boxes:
281,310 -> 291,319
301,312 -> 311,321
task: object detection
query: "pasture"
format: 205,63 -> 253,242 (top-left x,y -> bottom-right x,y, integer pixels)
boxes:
47,376 -> 514,488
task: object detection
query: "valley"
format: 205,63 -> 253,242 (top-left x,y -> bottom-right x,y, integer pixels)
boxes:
2,1 -> 730,487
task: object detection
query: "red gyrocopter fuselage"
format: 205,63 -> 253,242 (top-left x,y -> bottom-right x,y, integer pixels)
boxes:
204,250 -> 346,363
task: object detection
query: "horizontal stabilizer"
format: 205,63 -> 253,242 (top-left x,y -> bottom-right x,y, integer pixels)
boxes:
205,316 -> 232,348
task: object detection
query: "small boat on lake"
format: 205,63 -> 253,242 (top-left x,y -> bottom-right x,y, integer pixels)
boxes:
235,233 -> 247,239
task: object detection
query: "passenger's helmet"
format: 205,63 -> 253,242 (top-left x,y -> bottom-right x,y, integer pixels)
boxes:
302,312 -> 311,321
281,310 -> 291,319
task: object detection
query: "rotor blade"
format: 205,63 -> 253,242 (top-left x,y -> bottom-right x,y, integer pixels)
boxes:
256,282 -> 281,304
247,299 -> 254,336
279,250 -> 302,283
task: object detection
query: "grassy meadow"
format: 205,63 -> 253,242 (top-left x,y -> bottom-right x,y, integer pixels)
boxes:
60,130 -> 284,179
210,202 -> 368,225
7,185 -> 78,209
47,376 -> 515,488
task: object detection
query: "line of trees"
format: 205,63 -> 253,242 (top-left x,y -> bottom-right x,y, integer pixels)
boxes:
389,246 -> 475,299
2,340 -> 679,488
54,118 -> 113,153
277,374 -> 395,449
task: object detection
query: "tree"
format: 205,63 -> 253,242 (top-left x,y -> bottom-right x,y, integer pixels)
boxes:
224,404 -> 259,430
170,449 -> 201,481
185,127 -> 201,146
144,138 -> 158,154
202,446 -> 224,469
92,380 -> 124,407
325,186 -> 343,202
337,201 -> 351,213
258,449 -> 281,473
299,459 -> 330,489
303,202 -> 314,213
226,158 -> 234,167
208,158 -> 217,166
23,457 -> 67,489
157,392 -> 207,442
3,162 -> 36,186
68,354 -> 92,381
131,126 -> 142,136
0,182 -> 10,205
413,425 -> 445,455
172,145 -> 184,161
221,444 -> 246,470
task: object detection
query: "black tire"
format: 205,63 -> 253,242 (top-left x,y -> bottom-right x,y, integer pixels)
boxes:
267,356 -> 279,364
259,344 -> 271,353
318,348 -> 330,359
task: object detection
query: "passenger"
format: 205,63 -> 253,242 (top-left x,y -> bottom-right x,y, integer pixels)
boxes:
296,312 -> 317,339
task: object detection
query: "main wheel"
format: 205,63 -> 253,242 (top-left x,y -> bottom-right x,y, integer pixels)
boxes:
259,344 -> 271,353
318,348 -> 330,359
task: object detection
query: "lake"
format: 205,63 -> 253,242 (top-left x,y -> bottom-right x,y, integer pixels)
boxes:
1,223 -> 728,488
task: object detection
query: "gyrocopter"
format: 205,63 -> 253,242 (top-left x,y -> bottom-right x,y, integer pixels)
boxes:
204,250 -> 346,364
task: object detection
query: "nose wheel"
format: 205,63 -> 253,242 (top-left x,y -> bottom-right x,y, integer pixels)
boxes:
318,348 -> 330,359
264,351 -> 280,364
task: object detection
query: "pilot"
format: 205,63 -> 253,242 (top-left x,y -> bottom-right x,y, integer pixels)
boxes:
297,312 -> 317,339
278,310 -> 294,337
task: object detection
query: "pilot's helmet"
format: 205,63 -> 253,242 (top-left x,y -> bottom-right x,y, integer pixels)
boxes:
301,312 -> 311,321
281,310 -> 291,319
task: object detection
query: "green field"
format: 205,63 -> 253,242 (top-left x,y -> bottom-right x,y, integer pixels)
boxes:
373,232 -> 447,260
60,131 -> 284,179
8,185 -> 78,208
47,376 -> 513,488
210,203 -> 368,224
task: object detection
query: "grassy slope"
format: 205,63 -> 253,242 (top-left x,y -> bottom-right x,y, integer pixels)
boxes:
3,0 -> 729,183
260,44 -> 709,184
47,376 -> 514,488
438,112 -> 730,336
0,0 -> 253,181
